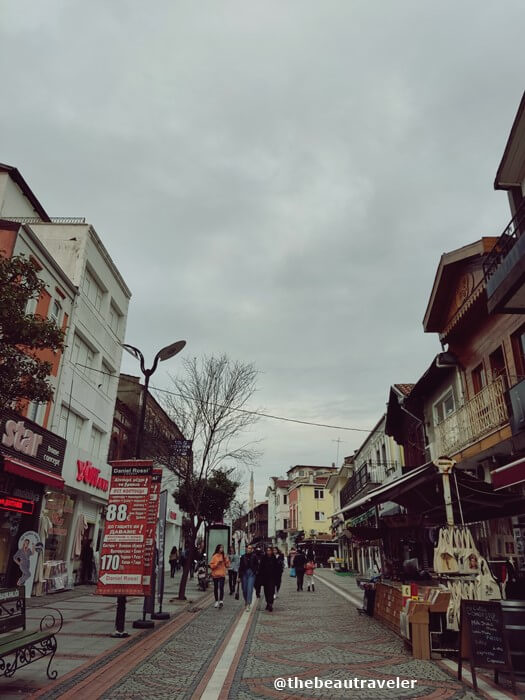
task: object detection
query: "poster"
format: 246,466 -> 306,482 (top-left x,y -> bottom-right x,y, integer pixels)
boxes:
96,460 -> 153,596
13,530 -> 42,597
142,468 -> 162,595
157,489 -> 168,606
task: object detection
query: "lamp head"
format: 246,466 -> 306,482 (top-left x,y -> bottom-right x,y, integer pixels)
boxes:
121,344 -> 142,361
158,340 -> 186,362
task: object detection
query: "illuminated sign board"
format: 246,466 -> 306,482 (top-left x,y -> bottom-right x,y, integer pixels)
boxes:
0,493 -> 35,515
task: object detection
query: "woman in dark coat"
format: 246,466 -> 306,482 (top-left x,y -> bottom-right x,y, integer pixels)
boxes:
258,546 -> 280,612
273,546 -> 285,598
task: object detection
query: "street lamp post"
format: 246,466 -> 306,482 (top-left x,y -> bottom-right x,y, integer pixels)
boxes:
111,339 -> 186,637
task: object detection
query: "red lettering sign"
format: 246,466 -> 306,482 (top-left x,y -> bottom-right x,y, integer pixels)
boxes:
142,469 -> 162,595
96,461 -> 153,597
0,494 -> 34,515
76,460 -> 109,492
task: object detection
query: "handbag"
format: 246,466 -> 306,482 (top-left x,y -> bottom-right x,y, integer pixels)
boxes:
476,558 -> 501,601
434,527 -> 459,574
289,567 -> 296,578
458,528 -> 480,574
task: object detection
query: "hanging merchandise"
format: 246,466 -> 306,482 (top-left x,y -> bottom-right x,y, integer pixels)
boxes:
476,558 -> 502,601
434,527 -> 459,574
446,580 -> 461,631
457,528 -> 480,575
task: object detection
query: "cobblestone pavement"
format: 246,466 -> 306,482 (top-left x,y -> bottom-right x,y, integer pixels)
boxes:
101,574 -> 491,700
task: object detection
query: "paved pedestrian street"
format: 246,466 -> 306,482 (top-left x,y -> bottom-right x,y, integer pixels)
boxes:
14,571 -> 524,700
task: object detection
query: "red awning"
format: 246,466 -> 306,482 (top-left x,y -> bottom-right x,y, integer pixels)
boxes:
492,458 -> 525,490
4,458 -> 65,490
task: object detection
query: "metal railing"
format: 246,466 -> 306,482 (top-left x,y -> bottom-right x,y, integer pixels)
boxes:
483,199 -> 525,282
434,376 -> 509,456
5,216 -> 86,224
340,461 -> 396,508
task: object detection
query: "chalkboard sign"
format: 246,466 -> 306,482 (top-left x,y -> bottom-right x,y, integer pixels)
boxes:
458,600 -> 516,694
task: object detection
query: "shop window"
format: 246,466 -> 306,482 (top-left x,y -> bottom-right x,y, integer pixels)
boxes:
41,491 -> 75,591
472,363 -> 486,395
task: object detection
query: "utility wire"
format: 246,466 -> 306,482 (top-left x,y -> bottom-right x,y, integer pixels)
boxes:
73,362 -> 374,434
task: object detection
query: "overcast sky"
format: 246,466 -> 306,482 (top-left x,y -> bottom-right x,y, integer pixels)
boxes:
1,1 -> 524,503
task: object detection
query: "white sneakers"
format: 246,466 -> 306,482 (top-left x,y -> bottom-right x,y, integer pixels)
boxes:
245,604 -> 251,612
274,593 -> 279,599
214,601 -> 219,608
219,600 -> 224,608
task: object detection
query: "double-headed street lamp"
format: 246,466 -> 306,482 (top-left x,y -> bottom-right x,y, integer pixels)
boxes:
112,339 -> 186,637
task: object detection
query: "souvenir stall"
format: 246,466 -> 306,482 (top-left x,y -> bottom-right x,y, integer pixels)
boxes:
339,460 -> 525,663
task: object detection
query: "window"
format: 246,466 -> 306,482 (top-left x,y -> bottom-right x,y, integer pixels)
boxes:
27,401 -> 42,424
71,333 -> 97,377
89,427 -> 104,458
283,494 -> 288,505
57,406 -> 84,446
433,389 -> 455,425
108,303 -> 122,335
489,345 -> 508,386
82,268 -> 105,312
25,296 -> 38,315
283,518 -> 289,530
511,324 -> 525,382
49,300 -> 62,325
314,489 -> 324,499
472,363 -> 486,395
100,361 -> 113,394
315,511 -> 325,521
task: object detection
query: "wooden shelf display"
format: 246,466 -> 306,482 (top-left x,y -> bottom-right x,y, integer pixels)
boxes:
373,582 -> 403,633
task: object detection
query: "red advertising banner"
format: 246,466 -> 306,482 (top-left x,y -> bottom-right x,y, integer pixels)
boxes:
96,460 -> 153,597
142,468 -> 162,595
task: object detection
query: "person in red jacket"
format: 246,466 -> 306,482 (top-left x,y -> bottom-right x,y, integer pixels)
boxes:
209,544 -> 230,608
305,559 -> 316,592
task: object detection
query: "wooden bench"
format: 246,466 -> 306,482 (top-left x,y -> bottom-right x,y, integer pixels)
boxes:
0,586 -> 63,680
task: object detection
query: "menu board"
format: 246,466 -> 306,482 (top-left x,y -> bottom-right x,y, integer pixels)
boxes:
458,600 -> 516,694
142,469 -> 162,595
96,461 -> 153,597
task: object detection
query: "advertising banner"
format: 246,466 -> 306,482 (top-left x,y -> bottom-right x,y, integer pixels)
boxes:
157,489 -> 168,607
142,468 -> 162,596
96,460 -> 153,596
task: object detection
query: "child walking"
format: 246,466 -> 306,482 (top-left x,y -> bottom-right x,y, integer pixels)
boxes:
305,559 -> 315,592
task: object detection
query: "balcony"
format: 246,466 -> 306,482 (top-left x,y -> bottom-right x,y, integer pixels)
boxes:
340,461 -> 396,509
507,378 -> 525,435
434,376 -> 509,457
483,201 -> 525,314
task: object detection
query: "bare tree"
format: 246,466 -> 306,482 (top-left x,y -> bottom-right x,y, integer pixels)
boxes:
162,354 -> 261,599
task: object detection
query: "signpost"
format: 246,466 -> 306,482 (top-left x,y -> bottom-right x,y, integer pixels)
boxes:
96,459 -> 153,636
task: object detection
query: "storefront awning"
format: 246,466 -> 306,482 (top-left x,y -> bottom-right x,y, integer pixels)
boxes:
334,462 -> 525,525
4,458 -> 65,490
492,457 -> 525,490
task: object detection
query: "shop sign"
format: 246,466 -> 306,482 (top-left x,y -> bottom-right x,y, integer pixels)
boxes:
0,492 -> 34,515
76,460 -> 109,492
0,408 -> 65,475
168,510 -> 177,521
142,469 -> 162,595
96,460 -> 153,597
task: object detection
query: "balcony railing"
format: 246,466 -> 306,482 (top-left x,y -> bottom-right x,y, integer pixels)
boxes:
434,376 -> 509,457
340,461 -> 396,508
483,199 -> 525,284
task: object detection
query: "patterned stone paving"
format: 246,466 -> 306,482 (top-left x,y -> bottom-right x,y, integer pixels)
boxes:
99,574 -> 484,699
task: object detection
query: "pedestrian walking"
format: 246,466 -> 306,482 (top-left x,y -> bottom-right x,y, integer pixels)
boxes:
258,546 -> 280,612
228,545 -> 240,594
305,558 -> 316,591
169,546 -> 179,578
238,544 -> 259,611
209,544 -> 230,608
254,545 -> 264,599
293,549 -> 307,591
273,546 -> 285,598
288,547 -> 297,569
80,538 -> 94,584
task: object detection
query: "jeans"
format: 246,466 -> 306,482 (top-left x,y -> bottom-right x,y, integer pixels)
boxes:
213,576 -> 225,601
242,570 -> 255,604
228,569 -> 238,594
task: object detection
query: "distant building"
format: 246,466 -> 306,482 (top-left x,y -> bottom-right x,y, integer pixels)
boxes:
265,477 -> 290,552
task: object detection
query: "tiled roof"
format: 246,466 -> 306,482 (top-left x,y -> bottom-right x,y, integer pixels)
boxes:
276,480 -> 290,488
393,383 -> 414,397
